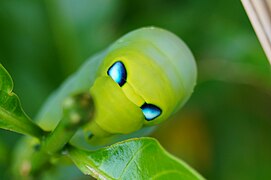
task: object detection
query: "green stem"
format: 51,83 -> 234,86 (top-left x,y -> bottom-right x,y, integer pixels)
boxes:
29,92 -> 94,175
42,93 -> 94,154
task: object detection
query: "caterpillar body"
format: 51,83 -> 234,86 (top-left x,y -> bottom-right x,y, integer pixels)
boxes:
37,27 -> 197,138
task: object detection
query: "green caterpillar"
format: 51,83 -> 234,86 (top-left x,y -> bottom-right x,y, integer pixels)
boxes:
36,27 -> 197,138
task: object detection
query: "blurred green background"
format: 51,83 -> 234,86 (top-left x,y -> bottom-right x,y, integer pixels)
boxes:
0,0 -> 271,179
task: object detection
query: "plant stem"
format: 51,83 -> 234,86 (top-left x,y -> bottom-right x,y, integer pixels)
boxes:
29,92 -> 94,175
42,92 -> 94,154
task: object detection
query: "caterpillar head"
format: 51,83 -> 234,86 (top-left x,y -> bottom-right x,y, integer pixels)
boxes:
88,27 -> 197,137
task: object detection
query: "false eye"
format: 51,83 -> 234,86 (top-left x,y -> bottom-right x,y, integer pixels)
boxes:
141,103 -> 162,121
107,61 -> 127,87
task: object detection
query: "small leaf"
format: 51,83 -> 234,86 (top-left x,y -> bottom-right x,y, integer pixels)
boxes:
0,64 -> 45,138
68,137 -> 204,180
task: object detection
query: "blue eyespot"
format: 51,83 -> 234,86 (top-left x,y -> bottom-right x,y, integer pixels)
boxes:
107,61 -> 127,87
141,103 -> 162,121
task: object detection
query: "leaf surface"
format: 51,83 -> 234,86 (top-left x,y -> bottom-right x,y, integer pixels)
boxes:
68,137 -> 204,180
0,64 -> 44,138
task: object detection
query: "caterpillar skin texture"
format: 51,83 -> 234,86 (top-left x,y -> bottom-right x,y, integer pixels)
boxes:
37,27 -> 197,137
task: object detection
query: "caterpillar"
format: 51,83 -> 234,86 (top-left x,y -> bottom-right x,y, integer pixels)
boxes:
36,27 -> 197,138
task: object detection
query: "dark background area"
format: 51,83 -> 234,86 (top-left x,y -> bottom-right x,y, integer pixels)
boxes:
0,0 -> 271,179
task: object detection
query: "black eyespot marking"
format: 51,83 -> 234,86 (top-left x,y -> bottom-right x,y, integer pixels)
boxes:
107,61 -> 127,87
141,103 -> 162,121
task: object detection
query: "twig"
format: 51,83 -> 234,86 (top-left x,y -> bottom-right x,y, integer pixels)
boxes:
23,92 -> 94,176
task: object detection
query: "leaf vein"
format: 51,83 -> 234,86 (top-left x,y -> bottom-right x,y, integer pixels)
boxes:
118,142 -> 152,179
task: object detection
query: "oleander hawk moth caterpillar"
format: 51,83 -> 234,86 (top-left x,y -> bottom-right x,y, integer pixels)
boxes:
36,27 -> 197,140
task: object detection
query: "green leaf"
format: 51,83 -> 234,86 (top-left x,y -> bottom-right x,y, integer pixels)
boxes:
0,63 -> 13,92
68,137 -> 204,180
0,64 -> 45,138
